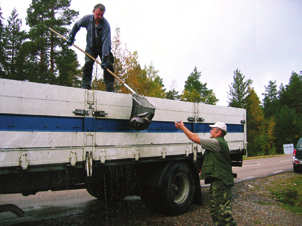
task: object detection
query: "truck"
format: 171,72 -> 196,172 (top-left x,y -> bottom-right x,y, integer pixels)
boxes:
0,78 -> 246,216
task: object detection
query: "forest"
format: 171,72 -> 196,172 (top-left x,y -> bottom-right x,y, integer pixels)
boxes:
0,1 -> 301,156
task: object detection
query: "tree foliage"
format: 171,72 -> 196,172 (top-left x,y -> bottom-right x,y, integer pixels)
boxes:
139,63 -> 166,98
245,87 -> 265,156
256,117 -> 276,155
26,0 -> 80,85
240,70 -> 301,156
0,2 -> 300,158
0,5 -> 5,78
274,105 -> 299,153
262,80 -> 278,118
55,46 -> 82,87
246,86 -> 278,156
2,8 -> 28,80
228,69 -> 253,108
181,67 -> 218,104
275,72 -> 302,144
166,89 -> 181,100
93,27 -> 166,97
283,72 -> 302,114
165,80 -> 181,100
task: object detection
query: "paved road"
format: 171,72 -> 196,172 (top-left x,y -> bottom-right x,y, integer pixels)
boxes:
199,155 -> 293,186
233,155 -> 293,182
0,155 -> 293,225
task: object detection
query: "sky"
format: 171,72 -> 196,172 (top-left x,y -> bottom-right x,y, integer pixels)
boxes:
1,0 -> 301,106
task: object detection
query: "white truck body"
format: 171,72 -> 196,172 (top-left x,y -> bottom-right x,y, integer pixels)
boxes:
0,78 -> 246,215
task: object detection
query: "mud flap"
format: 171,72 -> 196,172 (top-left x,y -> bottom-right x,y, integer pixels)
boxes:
193,184 -> 203,205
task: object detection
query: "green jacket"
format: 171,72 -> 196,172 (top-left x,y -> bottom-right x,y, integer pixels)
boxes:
200,136 -> 234,187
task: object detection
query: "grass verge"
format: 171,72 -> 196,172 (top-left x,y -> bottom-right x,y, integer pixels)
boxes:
265,172 -> 302,214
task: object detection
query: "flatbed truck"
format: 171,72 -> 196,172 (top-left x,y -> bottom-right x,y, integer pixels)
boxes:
0,78 -> 246,215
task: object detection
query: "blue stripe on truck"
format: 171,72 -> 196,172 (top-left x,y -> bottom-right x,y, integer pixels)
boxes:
0,114 -> 244,133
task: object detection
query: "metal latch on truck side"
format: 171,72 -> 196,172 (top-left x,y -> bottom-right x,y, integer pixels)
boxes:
187,117 -> 205,122
69,150 -> 77,166
134,149 -> 140,161
185,146 -> 190,157
99,149 -> 106,164
19,151 -> 29,170
193,146 -> 198,162
85,151 -> 93,177
73,109 -> 89,116
92,111 -> 108,117
161,147 -> 167,159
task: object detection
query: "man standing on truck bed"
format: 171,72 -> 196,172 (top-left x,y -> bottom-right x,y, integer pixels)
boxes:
175,121 -> 237,226
67,3 -> 115,91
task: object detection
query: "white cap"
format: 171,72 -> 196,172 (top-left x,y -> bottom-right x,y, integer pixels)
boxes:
209,122 -> 227,134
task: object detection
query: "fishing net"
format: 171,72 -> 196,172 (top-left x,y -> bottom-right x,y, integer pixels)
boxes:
129,94 -> 156,131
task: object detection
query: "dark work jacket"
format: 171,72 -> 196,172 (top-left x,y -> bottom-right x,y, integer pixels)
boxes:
200,136 -> 234,187
70,14 -> 111,57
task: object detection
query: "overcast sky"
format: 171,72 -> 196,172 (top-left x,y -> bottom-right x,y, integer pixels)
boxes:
1,0 -> 301,106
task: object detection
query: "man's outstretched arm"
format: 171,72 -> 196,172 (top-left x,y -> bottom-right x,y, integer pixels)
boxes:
175,120 -> 201,145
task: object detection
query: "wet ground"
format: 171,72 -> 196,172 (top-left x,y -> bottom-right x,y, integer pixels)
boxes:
1,193 -> 176,226
0,155 -> 294,225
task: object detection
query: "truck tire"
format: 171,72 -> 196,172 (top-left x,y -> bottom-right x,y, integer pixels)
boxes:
141,161 -> 195,216
140,186 -> 161,213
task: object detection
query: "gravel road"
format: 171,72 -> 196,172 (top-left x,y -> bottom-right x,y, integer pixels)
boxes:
9,172 -> 302,226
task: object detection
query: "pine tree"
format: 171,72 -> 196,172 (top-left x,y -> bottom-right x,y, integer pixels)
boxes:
2,8 -> 27,80
26,0 -> 79,84
228,69 -> 253,108
0,5 -> 6,77
262,80 -> 278,118
277,72 -> 302,115
166,89 -> 181,100
285,72 -> 302,115
276,72 -> 302,141
181,67 -> 218,104
56,46 -> 82,87
274,105 -> 298,153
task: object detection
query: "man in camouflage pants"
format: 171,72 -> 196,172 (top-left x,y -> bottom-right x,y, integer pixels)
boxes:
175,121 -> 237,225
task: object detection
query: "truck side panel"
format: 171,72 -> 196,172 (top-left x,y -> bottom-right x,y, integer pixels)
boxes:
0,79 -> 246,193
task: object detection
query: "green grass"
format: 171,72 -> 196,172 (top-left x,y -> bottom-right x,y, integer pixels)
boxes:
243,154 -> 289,160
266,173 -> 302,214
242,154 -> 301,214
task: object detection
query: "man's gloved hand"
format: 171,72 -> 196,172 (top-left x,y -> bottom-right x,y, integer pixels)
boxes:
67,34 -> 75,46
101,56 -> 108,69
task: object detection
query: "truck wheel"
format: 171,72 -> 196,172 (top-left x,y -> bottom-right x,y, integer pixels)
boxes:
159,161 -> 195,215
141,161 -> 195,215
140,186 -> 161,213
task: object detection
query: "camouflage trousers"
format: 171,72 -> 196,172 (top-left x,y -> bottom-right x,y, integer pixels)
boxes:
209,179 -> 237,226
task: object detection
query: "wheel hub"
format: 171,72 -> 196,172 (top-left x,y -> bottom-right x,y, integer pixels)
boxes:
171,173 -> 190,204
